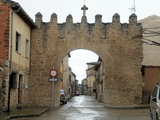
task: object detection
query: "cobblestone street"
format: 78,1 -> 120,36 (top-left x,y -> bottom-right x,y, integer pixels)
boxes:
11,95 -> 150,120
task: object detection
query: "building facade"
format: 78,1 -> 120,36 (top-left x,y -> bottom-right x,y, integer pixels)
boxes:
0,0 -> 36,112
94,58 -> 104,102
139,15 -> 160,103
86,62 -> 97,96
81,79 -> 87,95
68,70 -> 76,99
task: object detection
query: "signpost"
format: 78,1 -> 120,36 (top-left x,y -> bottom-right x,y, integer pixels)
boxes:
49,68 -> 58,109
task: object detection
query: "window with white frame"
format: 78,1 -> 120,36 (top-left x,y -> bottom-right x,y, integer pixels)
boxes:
15,32 -> 21,53
25,39 -> 29,57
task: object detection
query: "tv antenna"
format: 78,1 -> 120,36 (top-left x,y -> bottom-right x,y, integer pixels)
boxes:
129,0 -> 136,13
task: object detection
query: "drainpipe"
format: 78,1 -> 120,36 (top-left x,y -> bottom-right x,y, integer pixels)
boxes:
7,3 -> 20,113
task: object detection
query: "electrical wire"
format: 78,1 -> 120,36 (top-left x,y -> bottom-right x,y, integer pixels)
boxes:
141,27 -> 160,46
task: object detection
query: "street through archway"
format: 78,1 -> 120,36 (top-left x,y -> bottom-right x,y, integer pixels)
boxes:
18,95 -> 150,120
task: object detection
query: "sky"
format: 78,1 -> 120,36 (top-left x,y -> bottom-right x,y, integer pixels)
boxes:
69,50 -> 98,82
13,0 -> 160,82
14,0 -> 160,23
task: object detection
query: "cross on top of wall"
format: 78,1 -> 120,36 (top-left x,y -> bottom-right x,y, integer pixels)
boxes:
81,5 -> 88,16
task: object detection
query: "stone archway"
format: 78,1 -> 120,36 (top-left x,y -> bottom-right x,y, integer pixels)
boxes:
29,13 -> 143,107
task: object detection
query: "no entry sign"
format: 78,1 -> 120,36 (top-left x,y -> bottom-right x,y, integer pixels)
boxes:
49,69 -> 58,77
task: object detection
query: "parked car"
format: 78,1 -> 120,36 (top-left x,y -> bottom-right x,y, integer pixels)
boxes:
60,89 -> 67,105
75,91 -> 79,96
150,83 -> 160,120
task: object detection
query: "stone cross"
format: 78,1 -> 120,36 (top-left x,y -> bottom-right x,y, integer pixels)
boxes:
81,5 -> 88,16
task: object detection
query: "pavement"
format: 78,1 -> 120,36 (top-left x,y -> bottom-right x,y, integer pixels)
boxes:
0,106 -> 50,120
0,101 -> 149,120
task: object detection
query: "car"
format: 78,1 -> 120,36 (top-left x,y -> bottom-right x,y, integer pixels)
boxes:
75,91 -> 79,96
60,89 -> 67,105
150,83 -> 160,120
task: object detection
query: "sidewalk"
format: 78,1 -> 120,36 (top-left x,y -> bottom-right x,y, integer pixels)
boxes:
0,106 -> 50,120
106,104 -> 149,109
0,103 -> 149,120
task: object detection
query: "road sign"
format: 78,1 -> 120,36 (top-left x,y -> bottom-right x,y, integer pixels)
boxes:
49,68 -> 58,109
50,78 -> 57,82
50,69 -> 58,77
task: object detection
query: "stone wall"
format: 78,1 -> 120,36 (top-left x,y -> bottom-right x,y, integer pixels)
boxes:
0,61 -> 9,113
29,12 -> 143,107
0,1 -> 10,113
9,62 -> 30,110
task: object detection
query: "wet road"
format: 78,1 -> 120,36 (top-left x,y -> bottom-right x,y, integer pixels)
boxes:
17,95 -> 150,120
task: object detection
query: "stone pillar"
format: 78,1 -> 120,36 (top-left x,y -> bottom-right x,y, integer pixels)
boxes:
66,14 -> 73,25
65,14 -> 73,34
95,14 -> 102,25
81,16 -> 87,25
50,13 -> 57,24
129,13 -> 137,23
35,12 -> 43,28
112,13 -> 120,23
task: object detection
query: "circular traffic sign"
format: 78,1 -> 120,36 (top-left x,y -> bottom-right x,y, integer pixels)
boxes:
50,69 -> 58,77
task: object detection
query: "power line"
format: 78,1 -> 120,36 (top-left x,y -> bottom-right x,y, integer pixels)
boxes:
143,27 -> 160,30
142,38 -> 160,46
132,27 -> 160,46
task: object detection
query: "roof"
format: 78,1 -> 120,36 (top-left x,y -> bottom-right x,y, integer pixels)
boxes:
10,1 -> 37,28
138,15 -> 160,66
143,65 -> 160,68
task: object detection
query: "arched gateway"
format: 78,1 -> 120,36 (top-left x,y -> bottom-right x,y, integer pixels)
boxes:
29,10 -> 143,107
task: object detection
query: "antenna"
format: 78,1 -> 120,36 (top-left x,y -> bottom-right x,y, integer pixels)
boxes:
84,0 -> 86,5
133,0 -> 136,13
129,0 -> 136,13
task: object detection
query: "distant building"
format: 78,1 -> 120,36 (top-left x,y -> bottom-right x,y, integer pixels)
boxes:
68,70 -> 76,99
81,79 -> 88,95
86,62 -> 98,96
60,53 -> 71,94
94,58 -> 104,102
60,53 -> 76,99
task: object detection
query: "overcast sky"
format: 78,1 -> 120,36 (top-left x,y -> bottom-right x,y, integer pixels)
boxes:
14,0 -> 160,82
69,50 -> 98,82
14,0 -> 160,23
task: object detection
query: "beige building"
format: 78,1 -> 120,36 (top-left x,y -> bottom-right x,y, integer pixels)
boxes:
68,70 -> 76,99
139,15 -> 160,103
61,53 -> 70,93
94,58 -> 104,102
0,1 -> 36,112
60,53 -> 76,99
81,79 -> 87,95
86,62 -> 97,96
75,79 -> 79,92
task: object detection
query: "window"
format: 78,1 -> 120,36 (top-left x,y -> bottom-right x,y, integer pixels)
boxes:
25,39 -> 29,57
69,75 -> 71,84
16,32 -> 21,53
